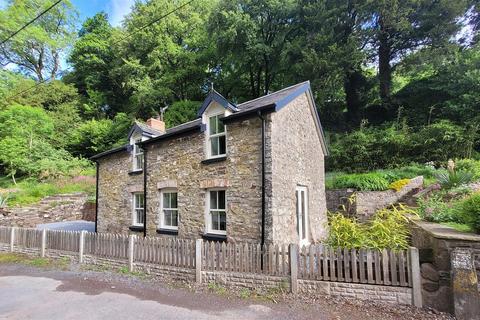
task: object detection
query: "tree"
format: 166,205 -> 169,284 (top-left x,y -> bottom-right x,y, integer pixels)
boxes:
363,0 -> 471,104
0,0 -> 78,81
110,0 -> 215,118
68,12 -> 118,118
293,0 -> 371,127
209,0 -> 298,100
164,100 -> 200,128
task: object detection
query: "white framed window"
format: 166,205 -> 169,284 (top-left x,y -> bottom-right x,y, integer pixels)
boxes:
160,190 -> 178,230
296,186 -> 308,245
132,193 -> 144,227
206,114 -> 226,158
206,189 -> 226,235
132,138 -> 144,171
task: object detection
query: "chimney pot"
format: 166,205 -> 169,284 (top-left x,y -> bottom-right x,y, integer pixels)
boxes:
146,118 -> 165,133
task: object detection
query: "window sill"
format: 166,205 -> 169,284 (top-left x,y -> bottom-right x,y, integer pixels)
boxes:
201,156 -> 227,165
128,170 -> 143,175
202,233 -> 227,242
156,228 -> 178,235
129,225 -> 144,232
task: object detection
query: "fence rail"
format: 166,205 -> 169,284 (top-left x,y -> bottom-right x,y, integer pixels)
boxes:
0,226 -> 417,293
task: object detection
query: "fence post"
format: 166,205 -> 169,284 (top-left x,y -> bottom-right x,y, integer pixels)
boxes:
128,235 -> 135,272
289,244 -> 298,294
79,231 -> 86,263
409,247 -> 422,308
195,239 -> 203,284
10,227 -> 15,252
41,229 -> 47,257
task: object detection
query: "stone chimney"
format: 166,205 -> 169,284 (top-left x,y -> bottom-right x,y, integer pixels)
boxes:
146,118 -> 165,133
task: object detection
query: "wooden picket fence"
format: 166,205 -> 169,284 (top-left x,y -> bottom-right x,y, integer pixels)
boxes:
0,226 -> 11,244
135,237 -> 196,268
47,230 -> 81,252
14,228 -> 43,249
0,226 -> 413,288
84,232 -> 129,260
202,242 -> 290,276
297,245 -> 412,287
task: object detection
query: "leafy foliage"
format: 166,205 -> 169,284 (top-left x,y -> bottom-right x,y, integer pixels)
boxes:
389,179 -> 411,192
327,172 -> 390,191
417,191 -> 480,234
327,205 -> 416,250
435,170 -> 473,189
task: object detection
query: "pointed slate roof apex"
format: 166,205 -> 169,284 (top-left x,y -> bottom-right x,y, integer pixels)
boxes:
127,120 -> 164,139
196,89 -> 238,117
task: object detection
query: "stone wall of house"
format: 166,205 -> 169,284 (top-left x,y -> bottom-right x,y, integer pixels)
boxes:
97,152 -> 144,234
410,219 -> 480,313
0,193 -> 92,228
268,92 -> 328,244
326,176 -> 424,220
144,117 -> 263,242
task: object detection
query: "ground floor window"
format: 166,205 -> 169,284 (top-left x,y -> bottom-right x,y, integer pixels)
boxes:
160,190 -> 178,230
296,186 -> 308,243
132,193 -> 144,226
207,189 -> 226,235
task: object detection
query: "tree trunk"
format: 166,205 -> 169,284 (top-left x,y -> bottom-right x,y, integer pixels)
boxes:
344,68 -> 363,127
378,16 -> 392,104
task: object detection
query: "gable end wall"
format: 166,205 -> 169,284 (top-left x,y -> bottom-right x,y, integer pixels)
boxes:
268,92 -> 328,244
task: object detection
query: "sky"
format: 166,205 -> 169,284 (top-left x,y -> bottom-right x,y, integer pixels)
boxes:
0,0 -> 135,27
71,0 -> 135,27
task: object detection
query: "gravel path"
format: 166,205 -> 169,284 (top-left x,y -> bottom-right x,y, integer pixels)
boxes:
0,263 -> 453,320
36,220 -> 95,232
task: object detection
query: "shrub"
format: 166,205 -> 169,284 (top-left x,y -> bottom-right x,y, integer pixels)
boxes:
389,179 -> 411,192
327,121 -> 470,172
328,172 -> 390,191
327,205 -> 415,250
455,159 -> 480,180
435,170 -> 473,189
417,194 -> 460,223
458,193 -> 480,233
326,213 -> 366,248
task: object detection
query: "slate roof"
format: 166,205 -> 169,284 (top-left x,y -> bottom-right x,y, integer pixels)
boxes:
236,81 -> 310,112
90,145 -> 128,160
91,80 -> 328,159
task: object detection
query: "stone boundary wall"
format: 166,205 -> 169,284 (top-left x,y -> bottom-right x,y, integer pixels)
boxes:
203,271 -> 288,291
299,280 -> 412,305
410,219 -> 480,314
326,176 -> 423,220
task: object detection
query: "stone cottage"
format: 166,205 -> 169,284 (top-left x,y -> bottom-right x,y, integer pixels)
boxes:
91,81 -> 329,245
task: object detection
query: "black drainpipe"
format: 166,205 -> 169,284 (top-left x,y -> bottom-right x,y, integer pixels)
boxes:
94,161 -> 99,233
143,146 -> 148,238
257,111 -> 266,270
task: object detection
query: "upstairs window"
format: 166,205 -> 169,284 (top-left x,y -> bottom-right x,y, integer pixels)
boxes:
207,114 -> 226,158
133,138 -> 143,171
207,189 -> 226,235
132,193 -> 144,227
160,190 -> 178,230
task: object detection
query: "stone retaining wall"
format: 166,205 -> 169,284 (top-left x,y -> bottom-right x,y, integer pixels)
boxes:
326,176 -> 423,220
0,193 -> 94,227
410,219 -> 480,313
